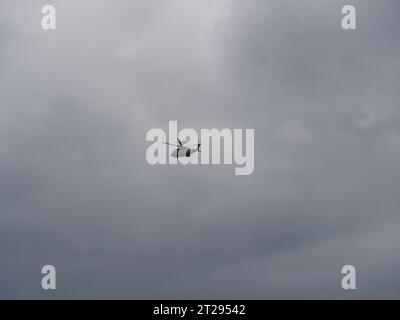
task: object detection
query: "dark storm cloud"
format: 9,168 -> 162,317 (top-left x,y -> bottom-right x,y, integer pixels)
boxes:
1,0 -> 400,298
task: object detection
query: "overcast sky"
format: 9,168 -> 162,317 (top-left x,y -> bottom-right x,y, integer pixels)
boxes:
1,0 -> 400,299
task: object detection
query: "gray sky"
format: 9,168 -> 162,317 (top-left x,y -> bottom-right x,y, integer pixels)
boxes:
1,0 -> 400,299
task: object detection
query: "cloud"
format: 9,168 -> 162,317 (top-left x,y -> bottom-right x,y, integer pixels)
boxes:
1,0 -> 400,299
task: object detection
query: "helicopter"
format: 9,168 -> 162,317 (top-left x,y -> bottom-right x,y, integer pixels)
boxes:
164,139 -> 201,158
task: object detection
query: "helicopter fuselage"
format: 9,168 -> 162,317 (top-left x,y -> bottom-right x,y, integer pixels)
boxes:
171,147 -> 198,158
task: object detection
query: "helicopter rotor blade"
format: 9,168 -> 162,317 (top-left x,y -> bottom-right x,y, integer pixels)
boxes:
163,142 -> 181,147
186,140 -> 201,147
